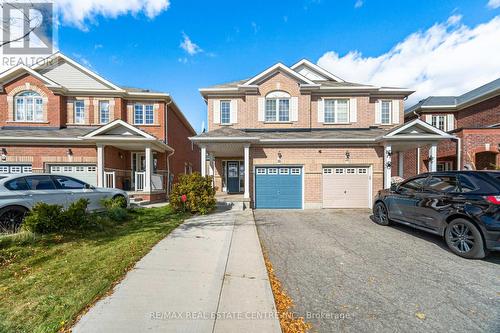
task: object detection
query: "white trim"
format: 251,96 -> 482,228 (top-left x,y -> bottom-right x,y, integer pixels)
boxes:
82,119 -> 156,139
242,63 -> 317,86
0,64 -> 61,88
31,52 -> 125,92
290,59 -> 345,82
383,119 -> 454,138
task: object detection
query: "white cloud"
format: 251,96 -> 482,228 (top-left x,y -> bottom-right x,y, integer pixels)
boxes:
180,32 -> 202,55
487,0 -> 500,9
317,15 -> 500,106
54,0 -> 170,30
354,0 -> 363,9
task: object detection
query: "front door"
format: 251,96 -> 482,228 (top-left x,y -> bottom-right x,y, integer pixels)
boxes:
227,161 -> 241,194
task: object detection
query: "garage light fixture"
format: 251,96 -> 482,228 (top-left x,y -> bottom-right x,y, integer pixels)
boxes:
345,150 -> 350,160
1,148 -> 6,161
277,151 -> 283,163
67,149 -> 73,157
386,161 -> 392,169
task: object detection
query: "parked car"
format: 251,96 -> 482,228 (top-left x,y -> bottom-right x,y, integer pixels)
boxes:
0,174 -> 129,232
373,171 -> 500,259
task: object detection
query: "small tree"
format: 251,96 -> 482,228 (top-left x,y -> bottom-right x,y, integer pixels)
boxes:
169,172 -> 216,215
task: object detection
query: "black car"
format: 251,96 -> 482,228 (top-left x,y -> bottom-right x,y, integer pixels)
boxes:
373,171 -> 500,259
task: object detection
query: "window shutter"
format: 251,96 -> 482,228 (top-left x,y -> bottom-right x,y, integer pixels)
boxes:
425,114 -> 432,124
349,98 -> 357,123
391,100 -> 400,124
375,100 -> 381,124
213,99 -> 220,124
290,97 -> 298,122
317,98 -> 324,123
258,97 -> 265,121
230,100 -> 238,124
446,114 -> 454,131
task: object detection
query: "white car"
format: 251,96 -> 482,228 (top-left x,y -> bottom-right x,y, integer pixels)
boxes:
0,174 -> 129,232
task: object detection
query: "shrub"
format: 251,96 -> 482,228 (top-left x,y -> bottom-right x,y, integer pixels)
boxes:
169,172 -> 216,215
100,197 -> 129,222
22,199 -> 90,233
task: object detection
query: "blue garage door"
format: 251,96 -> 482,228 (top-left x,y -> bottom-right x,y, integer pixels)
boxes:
255,167 -> 302,209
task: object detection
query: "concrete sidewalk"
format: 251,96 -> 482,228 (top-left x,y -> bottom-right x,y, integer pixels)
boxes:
73,209 -> 281,333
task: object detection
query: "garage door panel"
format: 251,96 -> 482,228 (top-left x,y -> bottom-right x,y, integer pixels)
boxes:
50,164 -> 97,186
255,167 -> 302,209
322,167 -> 370,209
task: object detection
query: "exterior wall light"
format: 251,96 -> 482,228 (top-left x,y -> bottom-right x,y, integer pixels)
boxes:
345,151 -> 350,160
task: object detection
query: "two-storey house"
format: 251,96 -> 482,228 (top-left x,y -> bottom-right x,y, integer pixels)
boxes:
0,52 -> 199,202
191,60 -> 453,209
403,78 -> 500,177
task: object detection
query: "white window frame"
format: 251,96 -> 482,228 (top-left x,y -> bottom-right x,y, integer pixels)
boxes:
265,98 -> 290,122
256,168 -> 266,175
380,100 -> 392,125
279,168 -> 290,175
74,100 -> 85,124
291,168 -> 301,175
134,103 -> 154,125
88,166 -> 96,172
220,100 -> 231,124
335,168 -> 344,174
346,168 -> 356,174
323,98 -> 350,124
323,168 -> 333,174
431,115 -> 446,131
99,100 -> 110,124
14,91 -> 43,122
267,168 -> 278,175
357,168 -> 368,174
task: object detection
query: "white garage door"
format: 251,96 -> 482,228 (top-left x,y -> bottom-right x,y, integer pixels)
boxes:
322,167 -> 371,208
49,164 -> 97,186
0,164 -> 32,174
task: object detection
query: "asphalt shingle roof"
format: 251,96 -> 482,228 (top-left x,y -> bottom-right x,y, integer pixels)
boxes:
0,126 -> 97,138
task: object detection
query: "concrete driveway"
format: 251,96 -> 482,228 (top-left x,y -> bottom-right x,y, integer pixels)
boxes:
255,209 -> 500,333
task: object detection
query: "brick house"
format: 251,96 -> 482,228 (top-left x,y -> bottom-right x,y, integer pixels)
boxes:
190,60 -> 453,209
0,52 -> 199,202
403,78 -> 500,178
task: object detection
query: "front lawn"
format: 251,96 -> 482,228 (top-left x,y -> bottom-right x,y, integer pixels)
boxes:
0,205 -> 186,333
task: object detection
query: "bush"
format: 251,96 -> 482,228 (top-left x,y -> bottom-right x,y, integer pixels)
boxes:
23,199 -> 90,233
169,172 -> 216,215
100,197 -> 129,222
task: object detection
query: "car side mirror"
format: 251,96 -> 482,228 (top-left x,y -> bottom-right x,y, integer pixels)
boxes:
84,184 -> 95,190
390,183 -> 399,192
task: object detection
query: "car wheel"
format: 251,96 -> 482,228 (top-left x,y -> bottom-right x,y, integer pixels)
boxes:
0,206 -> 28,233
445,218 -> 486,259
373,202 -> 391,226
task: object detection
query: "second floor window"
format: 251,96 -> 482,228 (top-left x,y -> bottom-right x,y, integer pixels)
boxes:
134,104 -> 154,125
381,100 -> 392,124
265,98 -> 289,122
431,115 -> 446,131
99,100 -> 110,124
220,100 -> 231,124
74,100 -> 85,124
15,91 -> 43,122
324,99 -> 349,123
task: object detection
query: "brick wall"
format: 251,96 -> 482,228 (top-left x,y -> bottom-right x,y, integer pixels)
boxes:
457,95 -> 500,128
207,72 -> 406,131
167,105 -> 200,183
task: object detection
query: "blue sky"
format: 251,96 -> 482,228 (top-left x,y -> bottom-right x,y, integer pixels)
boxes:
55,0 -> 500,132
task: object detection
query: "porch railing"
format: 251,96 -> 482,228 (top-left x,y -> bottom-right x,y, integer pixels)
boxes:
104,171 -> 115,188
134,172 -> 146,191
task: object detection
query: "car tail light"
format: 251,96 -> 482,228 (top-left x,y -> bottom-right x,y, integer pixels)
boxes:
484,195 -> 500,205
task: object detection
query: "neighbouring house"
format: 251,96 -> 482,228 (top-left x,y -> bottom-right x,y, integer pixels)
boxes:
0,52 -> 199,203
403,78 -> 500,178
190,59 -> 453,209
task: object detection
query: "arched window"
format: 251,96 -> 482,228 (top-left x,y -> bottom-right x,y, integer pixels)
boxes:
265,91 -> 290,122
14,91 -> 43,122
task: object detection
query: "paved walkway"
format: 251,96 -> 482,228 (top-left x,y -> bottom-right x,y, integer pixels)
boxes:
73,209 -> 281,333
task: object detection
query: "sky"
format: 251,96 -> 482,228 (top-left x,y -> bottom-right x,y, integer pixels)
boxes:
50,0 -> 500,133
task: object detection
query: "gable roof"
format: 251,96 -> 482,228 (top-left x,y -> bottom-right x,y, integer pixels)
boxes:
405,77 -> 500,116
32,52 -> 124,92
82,119 -> 156,139
291,59 -> 344,82
0,64 -> 62,89
383,119 -> 454,139
241,62 -> 318,86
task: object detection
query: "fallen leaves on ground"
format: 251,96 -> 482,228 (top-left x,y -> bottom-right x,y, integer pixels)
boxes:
415,312 -> 426,320
263,251 -> 312,333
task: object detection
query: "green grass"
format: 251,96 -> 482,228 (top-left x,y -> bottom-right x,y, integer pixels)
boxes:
0,206 -> 187,333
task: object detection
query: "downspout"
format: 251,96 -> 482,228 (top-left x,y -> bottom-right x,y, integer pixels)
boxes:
166,149 -> 175,196
452,136 -> 461,170
164,99 -> 173,195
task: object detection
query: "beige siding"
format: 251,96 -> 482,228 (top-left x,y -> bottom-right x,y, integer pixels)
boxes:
39,60 -> 112,90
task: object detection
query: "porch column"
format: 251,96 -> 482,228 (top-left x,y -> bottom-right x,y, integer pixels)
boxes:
398,152 -> 404,177
200,145 -> 207,177
384,144 -> 392,189
429,143 -> 437,172
208,154 -> 215,187
244,144 -> 250,199
144,146 -> 152,192
97,144 -> 105,187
